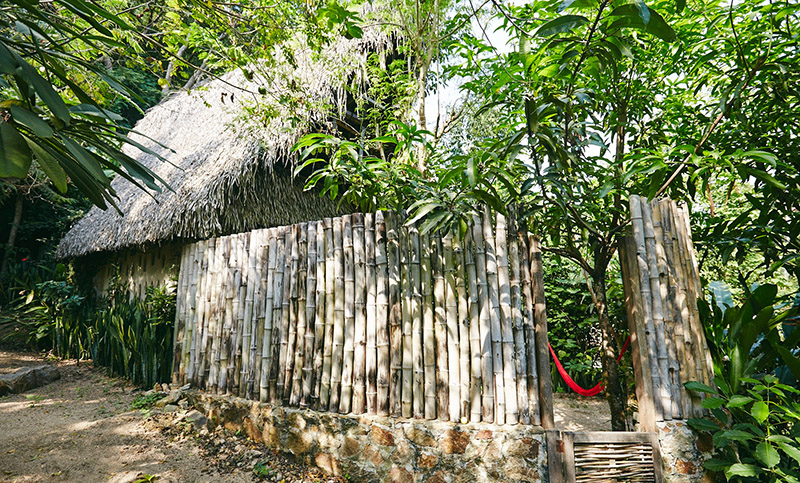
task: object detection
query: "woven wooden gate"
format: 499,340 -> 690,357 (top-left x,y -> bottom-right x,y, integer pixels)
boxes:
547,431 -> 663,482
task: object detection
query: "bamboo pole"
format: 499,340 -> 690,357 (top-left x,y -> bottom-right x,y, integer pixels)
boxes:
641,200 -> 672,419
630,195 -> 665,421
260,229 -> 277,401
375,212 -> 390,416
179,243 -> 198,383
401,222 -> 413,418
508,213 -> 530,425
483,208 -> 506,424
365,213 -> 378,414
208,239 -> 225,391
386,213 -> 403,417
340,214 -> 356,413
289,224 -> 308,405
329,217 -> 345,412
321,218 -> 335,408
250,231 -> 267,399
268,227 -> 286,404
218,239 -> 233,393
651,202 -> 683,419
519,230 -> 540,425
473,214 -> 494,423
242,233 -> 257,397
231,235 -> 246,394
275,227 -> 293,402
352,213 -> 367,414
187,240 -> 206,385
464,226 -> 483,423
531,236 -> 555,429
443,233 -> 461,422
422,233 -> 438,419
495,213 -> 519,424
172,245 -> 190,384
312,221 -> 326,407
410,225 -> 424,419
301,222 -> 317,407
281,226 -> 298,403
453,232 -> 471,422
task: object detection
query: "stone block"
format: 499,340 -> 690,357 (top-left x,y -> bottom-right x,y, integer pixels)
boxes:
387,467 -> 413,483
417,452 -> 438,469
405,425 -> 436,447
372,425 -> 395,446
442,430 -> 470,455
0,365 -> 60,396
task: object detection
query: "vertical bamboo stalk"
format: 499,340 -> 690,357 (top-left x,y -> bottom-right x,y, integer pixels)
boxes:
508,214 -> 530,425
443,233 -> 461,422
365,213 -> 378,414
219,238 -> 235,394
387,213 -> 403,417
341,214 -> 355,413
483,209 -> 506,424
242,232 -> 258,397
260,229 -> 277,401
329,217 -> 345,412
495,213 -> 519,424
531,236 -> 555,429
268,227 -> 285,403
519,230 -> 540,425
187,240 -> 206,385
209,239 -> 226,392
423,233 -> 439,420
410,225 -> 424,419
172,246 -> 190,384
276,227 -> 293,402
453,233 -> 471,422
250,231 -> 267,399
400,222 -> 413,419
301,223 -> 317,407
312,221 -> 326,407
352,213 -> 367,415
321,218 -> 335,408
630,195 -> 665,421
642,200 -> 673,419
464,226 -> 483,423
232,235 -> 247,395
289,225 -> 307,405
375,212 -> 390,416
179,243 -> 198,383
473,214 -> 494,423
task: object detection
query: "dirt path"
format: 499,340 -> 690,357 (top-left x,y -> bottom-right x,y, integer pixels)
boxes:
553,393 -> 612,431
0,350 -> 335,483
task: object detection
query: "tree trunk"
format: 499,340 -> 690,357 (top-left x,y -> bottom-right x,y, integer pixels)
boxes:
591,274 -> 627,431
0,191 -> 23,278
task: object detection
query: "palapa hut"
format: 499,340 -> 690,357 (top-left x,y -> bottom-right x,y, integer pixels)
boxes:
58,28 -> 393,297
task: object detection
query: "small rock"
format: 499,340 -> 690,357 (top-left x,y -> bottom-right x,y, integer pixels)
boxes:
0,365 -> 60,396
163,404 -> 179,412
156,388 -> 183,407
178,399 -> 189,410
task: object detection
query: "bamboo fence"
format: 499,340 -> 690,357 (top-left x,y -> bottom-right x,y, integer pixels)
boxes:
620,195 -> 714,431
173,209 -> 554,426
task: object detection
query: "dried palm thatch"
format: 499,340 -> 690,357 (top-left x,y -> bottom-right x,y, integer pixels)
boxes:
57,27 -> 393,259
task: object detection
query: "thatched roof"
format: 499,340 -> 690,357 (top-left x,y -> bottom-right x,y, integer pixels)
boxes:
58,28 -> 391,259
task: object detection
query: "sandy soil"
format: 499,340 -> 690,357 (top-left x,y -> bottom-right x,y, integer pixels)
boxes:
552,392 -> 612,431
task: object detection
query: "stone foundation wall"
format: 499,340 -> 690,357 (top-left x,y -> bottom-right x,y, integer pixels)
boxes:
658,420 -> 713,483
187,392 -> 547,482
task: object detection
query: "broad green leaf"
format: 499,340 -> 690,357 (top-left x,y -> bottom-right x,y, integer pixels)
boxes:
607,4 -> 677,42
751,401 -> 769,423
727,395 -> 754,408
27,138 -> 67,193
755,442 -> 780,468
725,463 -> 759,478
687,417 -> 720,432
685,381 -> 716,394
535,15 -> 590,37
0,122 -> 32,178
702,397 -> 726,409
720,429 -> 754,441
776,441 -> 800,465
10,105 -> 54,137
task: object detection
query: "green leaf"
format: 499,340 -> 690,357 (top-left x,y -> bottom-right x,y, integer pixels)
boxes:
27,138 -> 67,193
687,417 -> 720,432
0,122 -> 32,178
607,4 -> 677,42
725,463 -> 759,478
756,442 -> 780,468
720,429 -> 754,442
535,15 -> 590,37
685,381 -> 716,394
702,397 -> 726,409
776,441 -> 800,465
10,105 -> 54,137
751,401 -> 769,423
727,395 -> 754,408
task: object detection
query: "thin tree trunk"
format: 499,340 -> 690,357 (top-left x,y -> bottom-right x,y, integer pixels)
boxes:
591,274 -> 627,431
0,191 -> 23,278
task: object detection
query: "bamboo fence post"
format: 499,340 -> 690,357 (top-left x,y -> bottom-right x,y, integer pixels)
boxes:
260,229 -> 277,401
180,243 -> 198,383
642,201 -> 672,419
453,233 -> 471,422
312,221 -> 326,407
651,202 -> 683,419
290,225 -> 308,405
365,213 -> 378,414
519,230 -> 540,425
483,208 -> 506,424
387,213 -> 404,417
242,233 -> 258,397
172,246 -> 190,383
443,233 -> 461,422
321,218 -> 335,408
630,195 -> 665,421
187,240 -> 205,384
276,227 -> 293,402
329,217 -> 345,412
473,214 -> 494,423
268,228 -> 286,403
508,214 -> 530,425
495,213 -> 519,424
410,225 -> 425,419
423,233 -> 439,420
341,214 -> 356,413
619,235 -> 658,432
231,235 -> 246,394
531,236 -> 555,429
250,231 -> 267,399
219,239 -> 234,393
209,239 -> 226,391
282,225 -> 299,403
401,222 -> 413,419
352,213 -> 367,414
301,222 -> 317,407
375,212 -> 390,416
464,226 -> 483,423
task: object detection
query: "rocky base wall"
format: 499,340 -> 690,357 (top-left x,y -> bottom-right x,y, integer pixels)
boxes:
187,392 -> 547,482
658,420 -> 713,483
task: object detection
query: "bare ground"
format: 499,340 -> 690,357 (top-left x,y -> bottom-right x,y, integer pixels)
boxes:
553,392 -> 612,431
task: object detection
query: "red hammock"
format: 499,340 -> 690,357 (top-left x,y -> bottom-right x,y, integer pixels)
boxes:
548,336 -> 631,397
